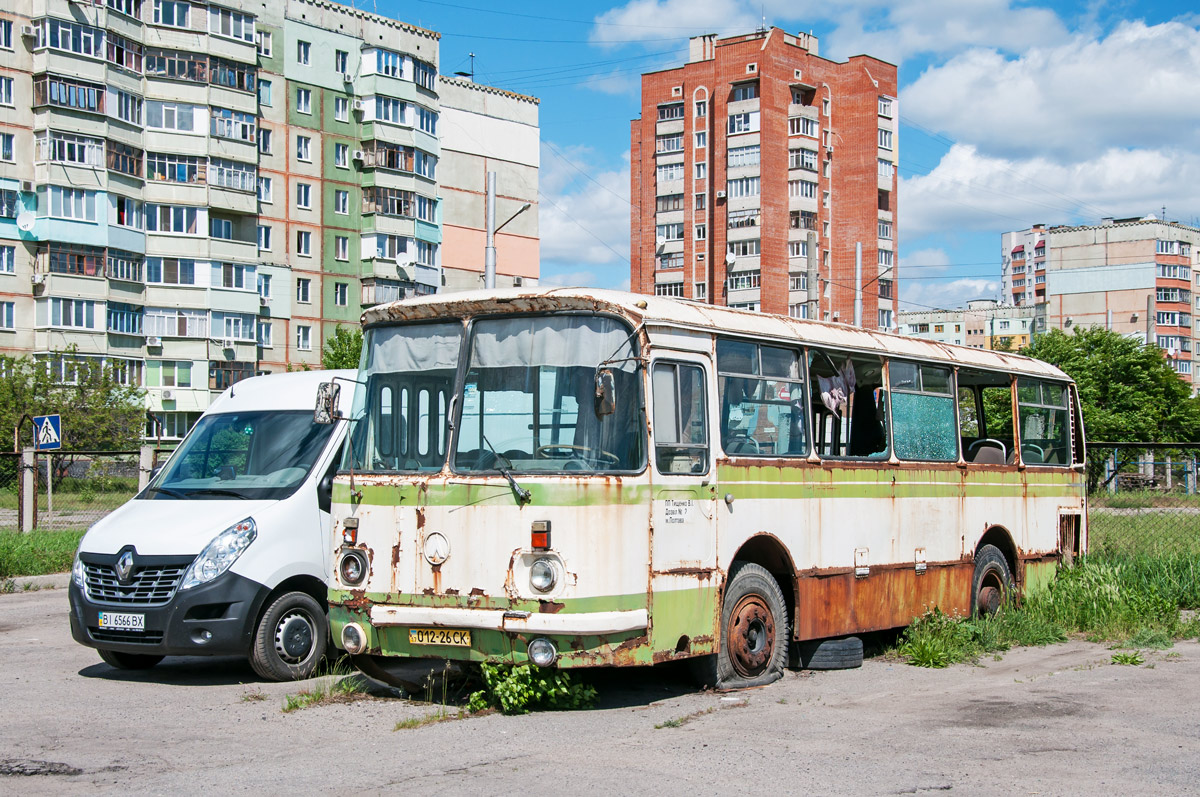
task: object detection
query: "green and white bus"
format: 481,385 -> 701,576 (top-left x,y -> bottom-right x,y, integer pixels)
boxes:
320,288 -> 1086,689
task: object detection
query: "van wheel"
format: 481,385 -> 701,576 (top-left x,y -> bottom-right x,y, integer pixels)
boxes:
971,544 -> 1014,616
98,649 -> 163,670
250,591 -> 328,681
691,562 -> 789,690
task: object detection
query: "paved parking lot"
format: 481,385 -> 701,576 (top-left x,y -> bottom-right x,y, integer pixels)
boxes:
3,586 -> 1199,795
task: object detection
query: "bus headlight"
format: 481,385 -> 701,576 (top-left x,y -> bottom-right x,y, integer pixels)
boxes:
528,637 -> 557,667
342,622 -> 367,654
530,558 -> 557,592
338,550 -> 368,586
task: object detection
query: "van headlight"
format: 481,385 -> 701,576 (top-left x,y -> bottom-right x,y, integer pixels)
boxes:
180,518 -> 257,590
72,552 -> 86,592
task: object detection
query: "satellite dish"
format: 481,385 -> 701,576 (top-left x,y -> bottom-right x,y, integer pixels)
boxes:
16,212 -> 35,232
725,252 -> 737,265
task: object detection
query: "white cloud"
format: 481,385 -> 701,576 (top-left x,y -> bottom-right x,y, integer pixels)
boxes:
590,0 -> 760,47
538,142 -> 631,270
899,277 -> 1001,312
904,21 -> 1200,159
900,143 -> 1200,239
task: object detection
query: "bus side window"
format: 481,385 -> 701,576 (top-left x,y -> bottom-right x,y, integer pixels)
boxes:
808,349 -> 885,459
652,362 -> 708,474
959,368 -> 1015,464
1017,379 -> 1071,466
716,339 -> 806,457
889,361 -> 957,462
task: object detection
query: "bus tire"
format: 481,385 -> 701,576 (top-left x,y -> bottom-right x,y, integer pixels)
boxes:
250,591 -> 328,681
98,649 -> 163,670
971,544 -> 1013,616
692,561 -> 789,690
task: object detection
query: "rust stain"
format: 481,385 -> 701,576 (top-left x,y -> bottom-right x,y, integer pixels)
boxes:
652,566 -> 716,579
390,542 -> 401,568
431,562 -> 441,594
422,587 -> 435,595
414,508 -> 425,529
795,560 -> 974,640
469,587 -> 486,597
444,588 -> 459,595
537,600 -> 565,614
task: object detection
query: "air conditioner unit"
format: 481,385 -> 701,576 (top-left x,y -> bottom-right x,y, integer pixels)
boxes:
31,273 -> 45,285
223,337 -> 235,349
352,149 -> 365,161
21,25 -> 36,38
146,336 -> 162,347
353,99 -> 366,112
259,295 -> 271,306
342,73 -> 353,84
20,180 -> 34,193
161,389 -> 175,401
715,190 -> 727,199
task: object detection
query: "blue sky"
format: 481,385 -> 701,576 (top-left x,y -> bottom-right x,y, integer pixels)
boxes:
383,0 -> 1200,312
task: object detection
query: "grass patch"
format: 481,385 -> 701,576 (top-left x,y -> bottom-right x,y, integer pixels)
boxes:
281,660 -> 371,713
898,552 -> 1200,668
655,707 -> 714,729
0,529 -> 85,578
1111,650 -> 1145,666
394,707 -> 469,730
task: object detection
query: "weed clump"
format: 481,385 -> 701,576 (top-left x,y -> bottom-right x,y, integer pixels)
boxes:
466,663 -> 597,715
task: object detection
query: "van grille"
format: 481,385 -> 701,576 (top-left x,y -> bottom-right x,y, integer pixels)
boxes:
89,628 -> 165,645
84,561 -> 191,607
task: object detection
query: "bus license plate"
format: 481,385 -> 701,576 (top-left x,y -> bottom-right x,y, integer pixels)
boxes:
408,628 -> 471,647
98,612 -> 145,632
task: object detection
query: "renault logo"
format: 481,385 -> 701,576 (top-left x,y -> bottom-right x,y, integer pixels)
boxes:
115,551 -> 134,583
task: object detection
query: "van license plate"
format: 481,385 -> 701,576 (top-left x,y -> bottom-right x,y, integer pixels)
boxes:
408,628 -> 471,646
99,612 -> 145,632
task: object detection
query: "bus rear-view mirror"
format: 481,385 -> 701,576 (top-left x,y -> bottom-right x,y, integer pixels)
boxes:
595,369 -> 616,417
314,381 -> 341,424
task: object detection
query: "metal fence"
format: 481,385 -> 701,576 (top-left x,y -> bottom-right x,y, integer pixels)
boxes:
1087,443 -> 1200,557
35,451 -> 143,532
0,452 -> 21,532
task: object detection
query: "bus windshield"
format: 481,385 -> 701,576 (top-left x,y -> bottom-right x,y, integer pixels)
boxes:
453,315 -> 644,473
144,411 -> 336,501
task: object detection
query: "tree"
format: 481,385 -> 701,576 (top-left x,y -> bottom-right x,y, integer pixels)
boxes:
322,325 -> 363,370
1020,327 -> 1200,442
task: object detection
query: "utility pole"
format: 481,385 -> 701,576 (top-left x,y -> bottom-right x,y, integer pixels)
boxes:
853,241 -> 862,327
484,171 -> 497,289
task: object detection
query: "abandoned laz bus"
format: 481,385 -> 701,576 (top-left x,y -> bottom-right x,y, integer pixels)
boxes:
323,288 -> 1086,689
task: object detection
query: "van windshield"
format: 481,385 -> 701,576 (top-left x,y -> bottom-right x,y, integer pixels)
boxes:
143,411 -> 337,501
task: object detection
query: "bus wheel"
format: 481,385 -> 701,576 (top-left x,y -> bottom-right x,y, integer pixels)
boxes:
692,562 -> 789,690
971,544 -> 1013,616
250,591 -> 328,681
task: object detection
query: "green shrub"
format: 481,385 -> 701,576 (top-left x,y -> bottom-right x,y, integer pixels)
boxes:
467,663 -> 597,715
0,529 -> 85,578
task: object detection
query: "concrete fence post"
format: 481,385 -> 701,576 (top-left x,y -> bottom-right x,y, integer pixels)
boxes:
138,445 -> 155,491
20,447 -> 35,532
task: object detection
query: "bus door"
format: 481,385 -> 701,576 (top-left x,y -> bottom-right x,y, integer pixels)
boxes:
648,356 -> 718,651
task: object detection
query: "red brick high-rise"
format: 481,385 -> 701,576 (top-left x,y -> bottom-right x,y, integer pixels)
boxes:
630,29 -> 898,328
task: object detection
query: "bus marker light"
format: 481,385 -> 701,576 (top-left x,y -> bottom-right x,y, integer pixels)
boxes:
342,622 -> 366,654
528,637 -> 557,667
531,520 -> 551,550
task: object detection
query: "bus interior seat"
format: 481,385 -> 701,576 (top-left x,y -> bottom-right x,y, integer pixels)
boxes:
966,438 -> 1006,463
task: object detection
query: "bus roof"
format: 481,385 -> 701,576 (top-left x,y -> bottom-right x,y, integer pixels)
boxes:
362,288 -> 1071,382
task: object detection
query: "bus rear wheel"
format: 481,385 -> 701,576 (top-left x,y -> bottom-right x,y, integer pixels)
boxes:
971,544 -> 1014,616
692,562 -> 789,690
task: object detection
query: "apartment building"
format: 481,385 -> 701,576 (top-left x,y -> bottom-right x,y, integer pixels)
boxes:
899,299 -> 1035,351
1002,217 -> 1200,386
0,0 -> 538,438
630,28 -> 898,328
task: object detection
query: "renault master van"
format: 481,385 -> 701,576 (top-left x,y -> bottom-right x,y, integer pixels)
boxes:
68,369 -> 355,681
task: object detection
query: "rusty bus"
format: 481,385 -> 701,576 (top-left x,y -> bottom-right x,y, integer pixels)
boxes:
319,288 -> 1086,689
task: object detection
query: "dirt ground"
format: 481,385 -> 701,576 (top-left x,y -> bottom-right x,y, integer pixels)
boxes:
2,586 -> 1199,795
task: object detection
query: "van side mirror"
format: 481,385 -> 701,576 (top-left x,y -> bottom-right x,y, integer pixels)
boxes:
314,381 -> 341,424
595,369 -> 616,417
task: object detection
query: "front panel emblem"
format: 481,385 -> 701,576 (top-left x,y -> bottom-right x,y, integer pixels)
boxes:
423,533 -> 450,566
115,551 -> 134,583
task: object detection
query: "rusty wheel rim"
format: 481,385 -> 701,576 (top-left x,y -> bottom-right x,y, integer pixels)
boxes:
977,569 -> 1005,615
728,593 -> 776,678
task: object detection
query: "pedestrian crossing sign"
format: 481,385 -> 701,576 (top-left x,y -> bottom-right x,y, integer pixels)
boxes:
33,414 -> 61,451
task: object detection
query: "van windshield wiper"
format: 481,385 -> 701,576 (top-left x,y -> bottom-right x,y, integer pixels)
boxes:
481,434 -> 531,505
144,486 -> 186,500
186,488 -> 251,500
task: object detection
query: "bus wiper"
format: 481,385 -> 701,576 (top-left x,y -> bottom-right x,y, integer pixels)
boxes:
482,434 -> 531,505
187,488 -> 251,500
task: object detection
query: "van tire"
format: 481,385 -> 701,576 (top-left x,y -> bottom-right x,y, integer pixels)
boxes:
250,591 -> 328,681
98,649 -> 163,670
691,562 -> 789,690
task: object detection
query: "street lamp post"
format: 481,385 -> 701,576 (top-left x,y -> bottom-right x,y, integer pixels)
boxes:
483,170 -> 532,289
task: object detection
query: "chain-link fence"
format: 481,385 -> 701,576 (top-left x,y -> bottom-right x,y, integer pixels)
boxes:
0,452 -> 21,532
32,451 -> 143,532
1087,443 -> 1200,557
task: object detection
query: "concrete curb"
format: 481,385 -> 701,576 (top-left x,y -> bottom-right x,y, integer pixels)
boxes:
1,571 -> 70,593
